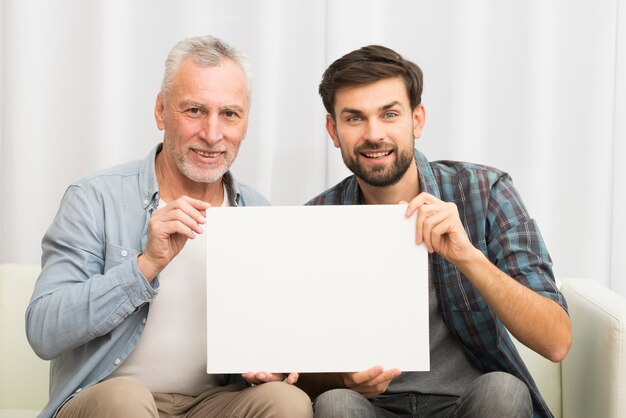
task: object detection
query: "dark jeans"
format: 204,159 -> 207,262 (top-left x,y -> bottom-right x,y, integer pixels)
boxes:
312,372 -> 533,418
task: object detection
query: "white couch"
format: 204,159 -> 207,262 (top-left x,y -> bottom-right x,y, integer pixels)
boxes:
0,264 -> 48,418
1,263 -> 625,418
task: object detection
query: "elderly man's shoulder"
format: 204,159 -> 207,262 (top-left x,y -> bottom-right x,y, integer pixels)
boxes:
71,158 -> 144,189
235,181 -> 271,206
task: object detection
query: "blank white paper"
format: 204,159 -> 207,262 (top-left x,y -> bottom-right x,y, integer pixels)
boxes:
205,204 -> 429,373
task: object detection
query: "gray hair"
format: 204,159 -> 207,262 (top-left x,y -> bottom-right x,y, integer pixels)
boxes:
161,35 -> 252,100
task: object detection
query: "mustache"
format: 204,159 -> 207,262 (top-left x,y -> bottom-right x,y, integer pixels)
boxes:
354,141 -> 397,153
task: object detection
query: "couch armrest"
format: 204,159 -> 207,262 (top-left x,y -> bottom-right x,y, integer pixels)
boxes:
560,277 -> 626,418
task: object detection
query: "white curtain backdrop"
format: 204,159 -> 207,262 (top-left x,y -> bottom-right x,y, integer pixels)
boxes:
1,0 -> 624,296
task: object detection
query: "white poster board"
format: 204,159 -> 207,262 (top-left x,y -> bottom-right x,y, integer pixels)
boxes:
205,204 -> 429,373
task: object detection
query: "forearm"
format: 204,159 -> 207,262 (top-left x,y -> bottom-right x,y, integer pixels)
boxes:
456,248 -> 571,362
26,257 -> 156,360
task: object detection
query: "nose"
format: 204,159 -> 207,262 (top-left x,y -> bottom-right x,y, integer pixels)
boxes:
199,114 -> 223,144
364,119 -> 385,142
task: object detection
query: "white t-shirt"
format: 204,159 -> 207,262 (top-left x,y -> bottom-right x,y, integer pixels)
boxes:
109,189 -> 230,395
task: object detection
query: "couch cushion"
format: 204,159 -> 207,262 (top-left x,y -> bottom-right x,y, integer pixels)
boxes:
0,264 -> 48,411
0,409 -> 41,418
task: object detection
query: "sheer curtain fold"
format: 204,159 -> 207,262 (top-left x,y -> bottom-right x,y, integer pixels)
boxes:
610,0 -> 626,295
0,0 -> 624,295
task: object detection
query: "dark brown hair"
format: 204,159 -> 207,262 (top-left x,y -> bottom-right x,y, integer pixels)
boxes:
319,45 -> 423,117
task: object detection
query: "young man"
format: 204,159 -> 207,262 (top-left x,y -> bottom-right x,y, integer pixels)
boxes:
26,35 -> 312,418
298,45 -> 571,418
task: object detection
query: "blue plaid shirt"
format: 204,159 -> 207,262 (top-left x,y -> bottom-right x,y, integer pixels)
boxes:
306,148 -> 567,418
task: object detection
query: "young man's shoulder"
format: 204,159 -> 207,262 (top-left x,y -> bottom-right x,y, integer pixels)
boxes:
430,159 -> 512,190
427,159 -> 516,204
431,159 -> 508,179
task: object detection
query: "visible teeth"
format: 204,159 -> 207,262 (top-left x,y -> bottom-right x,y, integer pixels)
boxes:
364,151 -> 391,158
196,150 -> 221,157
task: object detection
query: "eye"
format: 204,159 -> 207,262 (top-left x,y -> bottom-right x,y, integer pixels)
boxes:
186,108 -> 203,116
224,110 -> 238,119
347,115 -> 362,123
383,112 -> 397,119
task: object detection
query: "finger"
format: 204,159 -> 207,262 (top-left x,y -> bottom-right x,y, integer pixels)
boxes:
422,210 -> 449,253
256,372 -> 285,383
241,372 -> 260,385
154,208 -> 206,235
430,216 -> 454,252
359,369 -> 401,398
371,368 -> 401,385
253,372 -> 271,382
154,196 -> 210,218
415,203 -> 439,245
177,195 -> 212,212
241,372 -> 278,385
166,197 -> 211,225
150,216 -> 198,240
348,366 -> 384,386
426,202 -> 461,250
405,195 -> 425,217
286,372 -> 299,384
405,192 -> 440,216
264,373 -> 286,382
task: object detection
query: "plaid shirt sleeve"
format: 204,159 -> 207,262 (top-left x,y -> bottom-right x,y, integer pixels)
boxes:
431,160 -> 566,418
485,172 -> 566,308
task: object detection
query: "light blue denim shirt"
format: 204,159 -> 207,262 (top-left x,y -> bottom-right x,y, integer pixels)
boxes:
26,143 -> 269,418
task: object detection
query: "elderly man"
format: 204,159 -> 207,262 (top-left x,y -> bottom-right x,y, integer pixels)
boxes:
26,35 -> 312,418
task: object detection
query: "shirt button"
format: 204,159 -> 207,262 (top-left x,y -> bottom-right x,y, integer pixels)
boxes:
141,318 -> 147,325
121,250 -> 128,257
114,358 -> 121,365
143,199 -> 149,205
75,388 -> 82,393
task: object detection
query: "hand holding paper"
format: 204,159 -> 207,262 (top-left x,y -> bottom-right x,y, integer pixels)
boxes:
139,196 -> 210,281
242,371 -> 299,385
406,192 -> 475,263
339,366 -> 402,398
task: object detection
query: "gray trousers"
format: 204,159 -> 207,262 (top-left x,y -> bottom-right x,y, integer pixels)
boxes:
57,377 -> 313,418
313,372 -> 533,418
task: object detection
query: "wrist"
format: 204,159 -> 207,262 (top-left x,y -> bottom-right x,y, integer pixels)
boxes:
454,247 -> 487,274
137,253 -> 160,282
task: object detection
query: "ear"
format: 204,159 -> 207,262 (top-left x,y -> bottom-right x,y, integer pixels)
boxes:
412,104 -> 426,139
155,92 -> 165,131
325,114 -> 341,148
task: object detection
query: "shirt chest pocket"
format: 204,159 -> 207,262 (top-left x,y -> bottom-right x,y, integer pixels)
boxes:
104,241 -> 141,273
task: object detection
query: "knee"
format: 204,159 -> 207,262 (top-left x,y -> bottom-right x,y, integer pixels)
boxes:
98,378 -> 154,407
465,372 -> 532,418
252,381 -> 313,418
313,389 -> 371,417
60,377 -> 157,417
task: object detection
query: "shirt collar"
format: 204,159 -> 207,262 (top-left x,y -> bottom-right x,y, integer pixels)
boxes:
139,144 -> 162,209
413,148 -> 441,199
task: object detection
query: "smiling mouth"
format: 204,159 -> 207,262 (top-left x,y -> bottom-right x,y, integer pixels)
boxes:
194,149 -> 223,158
362,150 -> 392,159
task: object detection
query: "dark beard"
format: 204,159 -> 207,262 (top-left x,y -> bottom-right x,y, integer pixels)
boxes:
343,142 -> 414,187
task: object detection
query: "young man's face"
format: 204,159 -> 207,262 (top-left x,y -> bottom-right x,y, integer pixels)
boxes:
327,76 -> 425,187
155,57 -> 249,184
